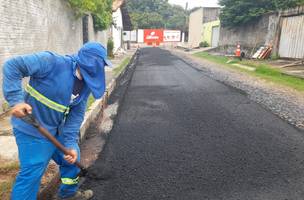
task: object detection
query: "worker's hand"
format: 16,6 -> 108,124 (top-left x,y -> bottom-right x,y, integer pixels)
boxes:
64,149 -> 78,164
11,103 -> 32,118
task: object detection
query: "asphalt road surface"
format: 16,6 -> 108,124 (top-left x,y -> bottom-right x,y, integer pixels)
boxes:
82,48 -> 304,200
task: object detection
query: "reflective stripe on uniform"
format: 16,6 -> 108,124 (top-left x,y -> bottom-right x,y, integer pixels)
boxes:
25,84 -> 70,114
61,176 -> 79,185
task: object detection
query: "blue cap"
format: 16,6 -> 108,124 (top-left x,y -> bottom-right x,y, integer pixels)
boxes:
76,42 -> 112,99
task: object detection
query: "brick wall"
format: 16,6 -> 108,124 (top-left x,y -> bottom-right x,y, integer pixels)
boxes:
0,0 -> 83,112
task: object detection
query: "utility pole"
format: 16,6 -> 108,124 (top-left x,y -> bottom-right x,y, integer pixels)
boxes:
183,2 -> 189,43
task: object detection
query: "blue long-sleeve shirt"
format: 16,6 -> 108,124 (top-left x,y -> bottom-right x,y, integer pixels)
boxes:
2,51 -> 91,148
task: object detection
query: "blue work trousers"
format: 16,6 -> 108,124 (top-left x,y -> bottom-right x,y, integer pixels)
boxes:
11,128 -> 80,200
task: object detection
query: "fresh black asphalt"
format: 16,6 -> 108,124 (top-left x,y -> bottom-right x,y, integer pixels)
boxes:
82,48 -> 304,200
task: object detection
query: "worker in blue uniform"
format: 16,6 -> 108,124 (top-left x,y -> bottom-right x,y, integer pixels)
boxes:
2,42 -> 112,200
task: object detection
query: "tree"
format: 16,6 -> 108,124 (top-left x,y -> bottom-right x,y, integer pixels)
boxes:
130,12 -> 164,29
219,0 -> 304,27
127,0 -> 188,30
165,5 -> 188,30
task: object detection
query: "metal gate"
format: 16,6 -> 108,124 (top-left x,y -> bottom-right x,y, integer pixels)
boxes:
279,15 -> 304,59
211,26 -> 220,47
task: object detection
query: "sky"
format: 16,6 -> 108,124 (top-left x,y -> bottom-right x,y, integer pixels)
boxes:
168,0 -> 219,9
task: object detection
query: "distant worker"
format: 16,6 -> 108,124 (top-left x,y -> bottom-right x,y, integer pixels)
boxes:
2,42 -> 112,200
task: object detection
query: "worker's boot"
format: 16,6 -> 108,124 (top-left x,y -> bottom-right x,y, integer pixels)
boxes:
55,189 -> 93,200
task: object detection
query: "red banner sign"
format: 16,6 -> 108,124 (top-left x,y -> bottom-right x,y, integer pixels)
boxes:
144,29 -> 164,45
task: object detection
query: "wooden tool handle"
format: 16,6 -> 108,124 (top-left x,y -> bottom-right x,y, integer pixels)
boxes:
21,114 -> 87,171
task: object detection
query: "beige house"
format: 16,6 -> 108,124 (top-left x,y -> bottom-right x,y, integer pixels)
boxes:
188,7 -> 220,48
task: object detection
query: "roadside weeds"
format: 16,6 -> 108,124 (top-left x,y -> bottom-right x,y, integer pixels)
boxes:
0,160 -> 18,199
113,57 -> 131,76
86,95 -> 95,110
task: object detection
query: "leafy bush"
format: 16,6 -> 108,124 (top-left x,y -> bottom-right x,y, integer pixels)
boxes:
68,0 -> 112,31
107,38 -> 114,58
199,41 -> 209,48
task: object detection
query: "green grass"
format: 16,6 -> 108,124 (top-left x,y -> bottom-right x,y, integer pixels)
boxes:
254,66 -> 304,91
193,52 -> 304,91
113,57 -> 131,76
194,52 -> 231,65
86,94 -> 95,110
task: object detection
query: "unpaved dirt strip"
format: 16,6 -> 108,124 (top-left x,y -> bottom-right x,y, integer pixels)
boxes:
82,48 -> 304,200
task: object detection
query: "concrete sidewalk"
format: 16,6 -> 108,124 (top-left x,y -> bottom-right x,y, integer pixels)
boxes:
0,48 -> 136,161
